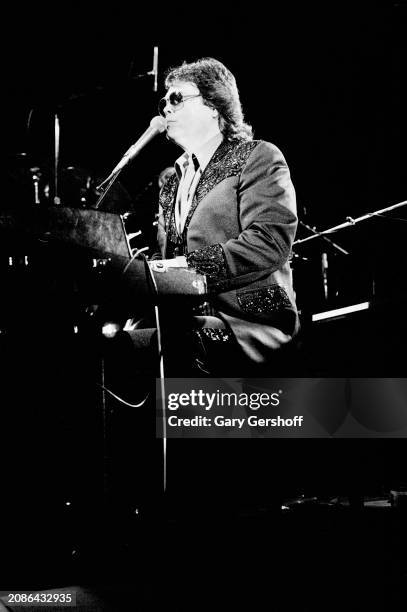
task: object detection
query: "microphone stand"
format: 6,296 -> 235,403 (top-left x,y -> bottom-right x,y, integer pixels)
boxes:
94,167 -> 123,209
53,113 -> 61,205
95,115 -> 165,208
294,221 -> 350,304
139,254 -> 167,493
294,200 -> 407,246
298,221 -> 350,255
129,46 -> 158,92
294,199 -> 407,306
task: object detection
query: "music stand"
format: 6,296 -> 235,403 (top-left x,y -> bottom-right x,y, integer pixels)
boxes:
45,206 -> 132,259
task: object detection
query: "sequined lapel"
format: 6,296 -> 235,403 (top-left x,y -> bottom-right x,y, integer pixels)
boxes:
184,139 -> 259,230
158,173 -> 180,247
159,139 -> 260,244
159,173 -> 178,228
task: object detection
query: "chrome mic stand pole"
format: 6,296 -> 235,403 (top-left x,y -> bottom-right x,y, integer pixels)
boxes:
298,221 -> 350,255
296,220 -> 350,304
95,45 -> 160,210
147,46 -> 158,92
140,255 -> 167,493
54,113 -> 61,205
94,169 -> 123,209
294,200 -> 407,246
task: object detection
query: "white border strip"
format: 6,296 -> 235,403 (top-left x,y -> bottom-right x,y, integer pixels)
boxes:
312,301 -> 370,322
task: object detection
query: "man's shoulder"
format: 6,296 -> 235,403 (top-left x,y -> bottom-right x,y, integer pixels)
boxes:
240,139 -> 288,168
212,138 -> 259,169
222,138 -> 284,162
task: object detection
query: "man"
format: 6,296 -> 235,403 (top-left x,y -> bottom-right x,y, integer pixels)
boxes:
144,57 -> 298,376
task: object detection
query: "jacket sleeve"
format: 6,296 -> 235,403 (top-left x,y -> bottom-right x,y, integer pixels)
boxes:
186,141 -> 297,283
151,175 -> 178,260
149,202 -> 166,260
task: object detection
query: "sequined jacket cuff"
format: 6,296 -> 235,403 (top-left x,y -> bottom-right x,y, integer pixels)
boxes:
186,244 -> 229,290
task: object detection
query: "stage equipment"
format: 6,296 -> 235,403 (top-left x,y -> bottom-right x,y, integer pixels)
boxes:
294,199 -> 407,246
293,199 -> 407,310
96,116 -> 165,202
44,205 -> 207,496
44,206 -> 207,300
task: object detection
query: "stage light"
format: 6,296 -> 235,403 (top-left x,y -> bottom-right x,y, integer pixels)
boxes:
101,322 -> 120,338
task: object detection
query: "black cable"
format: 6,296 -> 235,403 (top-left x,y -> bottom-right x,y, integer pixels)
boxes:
96,382 -> 149,408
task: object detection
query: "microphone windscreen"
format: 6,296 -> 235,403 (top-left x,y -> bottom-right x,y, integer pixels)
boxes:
150,116 -> 166,133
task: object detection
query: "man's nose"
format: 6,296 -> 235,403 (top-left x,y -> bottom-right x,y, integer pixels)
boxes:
163,100 -> 173,116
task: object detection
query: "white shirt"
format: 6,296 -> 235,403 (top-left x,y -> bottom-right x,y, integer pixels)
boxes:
150,131 -> 223,270
174,132 -> 223,234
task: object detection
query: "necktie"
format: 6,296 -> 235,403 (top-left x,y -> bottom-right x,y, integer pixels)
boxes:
177,155 -> 198,234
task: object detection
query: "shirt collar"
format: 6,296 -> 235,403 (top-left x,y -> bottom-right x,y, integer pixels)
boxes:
175,132 -> 223,178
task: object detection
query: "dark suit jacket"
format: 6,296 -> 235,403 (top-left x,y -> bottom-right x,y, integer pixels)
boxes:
157,138 -> 299,363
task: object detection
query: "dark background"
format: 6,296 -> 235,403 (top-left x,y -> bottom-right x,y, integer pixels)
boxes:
1,3 -> 407,608
4,2 -> 407,310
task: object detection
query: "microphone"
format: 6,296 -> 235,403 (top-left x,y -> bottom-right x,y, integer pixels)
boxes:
97,116 -> 166,190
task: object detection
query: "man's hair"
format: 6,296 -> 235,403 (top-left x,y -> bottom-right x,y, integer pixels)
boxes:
165,57 -> 253,142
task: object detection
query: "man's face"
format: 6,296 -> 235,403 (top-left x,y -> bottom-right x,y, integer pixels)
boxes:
162,80 -> 218,150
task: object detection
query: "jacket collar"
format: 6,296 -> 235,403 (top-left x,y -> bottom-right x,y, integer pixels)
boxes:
160,139 -> 259,234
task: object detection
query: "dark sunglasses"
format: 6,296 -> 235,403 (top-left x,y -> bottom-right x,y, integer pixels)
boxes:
158,91 -> 201,117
